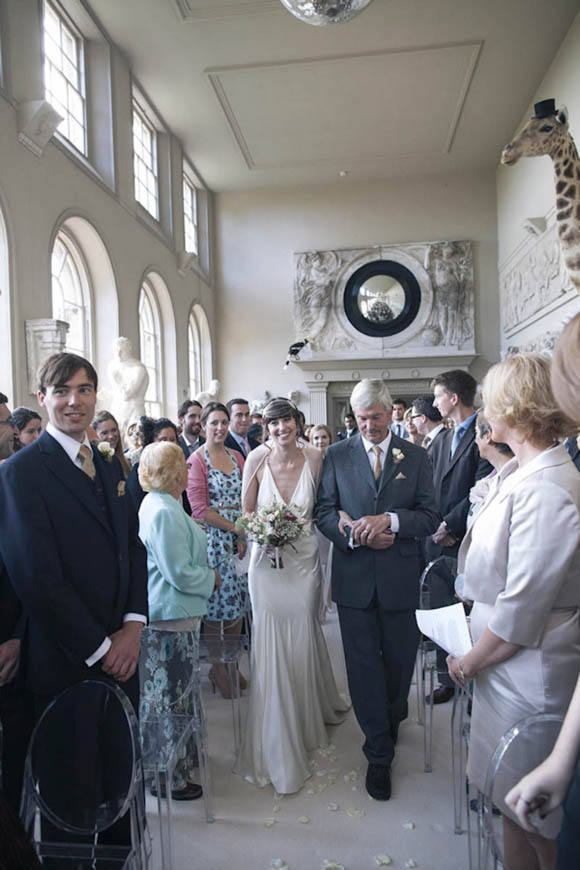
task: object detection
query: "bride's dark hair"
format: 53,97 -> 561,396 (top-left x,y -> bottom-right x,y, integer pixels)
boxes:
262,397 -> 302,438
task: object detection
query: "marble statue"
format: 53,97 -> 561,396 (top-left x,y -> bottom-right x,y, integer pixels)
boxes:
108,337 -> 149,435
196,379 -> 220,407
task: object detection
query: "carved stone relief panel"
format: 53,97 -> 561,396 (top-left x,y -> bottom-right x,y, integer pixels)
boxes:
293,240 -> 474,357
500,222 -> 572,336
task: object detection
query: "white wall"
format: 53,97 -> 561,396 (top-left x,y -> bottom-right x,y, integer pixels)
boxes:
0,0 -> 214,415
496,9 -> 580,353
215,171 -> 499,417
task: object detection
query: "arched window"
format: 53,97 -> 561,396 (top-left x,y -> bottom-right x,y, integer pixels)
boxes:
188,308 -> 201,399
51,229 -> 92,357
0,200 -> 12,397
139,280 -> 162,417
191,303 -> 212,391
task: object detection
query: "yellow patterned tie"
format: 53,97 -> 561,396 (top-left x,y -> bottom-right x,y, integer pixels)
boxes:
372,445 -> 382,480
79,444 -> 96,481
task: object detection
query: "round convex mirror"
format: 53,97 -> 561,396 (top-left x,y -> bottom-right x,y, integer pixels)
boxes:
344,260 -> 421,337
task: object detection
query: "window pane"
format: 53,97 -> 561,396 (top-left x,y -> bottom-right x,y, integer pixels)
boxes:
51,233 -> 91,358
43,1 -> 86,155
139,284 -> 162,413
133,105 -> 158,219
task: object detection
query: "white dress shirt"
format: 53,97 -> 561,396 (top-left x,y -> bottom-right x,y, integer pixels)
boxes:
46,423 -> 146,667
423,423 -> 445,449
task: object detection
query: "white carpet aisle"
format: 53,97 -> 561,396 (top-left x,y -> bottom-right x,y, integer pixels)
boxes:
146,611 -> 471,870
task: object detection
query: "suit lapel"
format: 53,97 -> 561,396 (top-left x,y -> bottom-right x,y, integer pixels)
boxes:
444,420 -> 475,476
350,435 -> 377,492
39,432 -> 114,537
94,449 -> 122,544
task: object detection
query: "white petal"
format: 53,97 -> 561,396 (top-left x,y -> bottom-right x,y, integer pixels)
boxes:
346,808 -> 365,818
306,788 -> 316,795
272,805 -> 281,814
375,857 -> 393,866
404,861 -> 418,869
298,816 -> 310,824
321,862 -> 345,870
270,860 -> 289,870
327,803 -> 340,812
264,818 -> 277,828
316,770 -> 327,777
402,821 -> 415,830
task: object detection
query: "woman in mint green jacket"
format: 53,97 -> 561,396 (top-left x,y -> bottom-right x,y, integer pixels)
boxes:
138,440 -> 218,801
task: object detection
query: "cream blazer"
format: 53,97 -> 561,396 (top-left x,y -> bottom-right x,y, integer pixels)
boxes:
460,443 -> 580,648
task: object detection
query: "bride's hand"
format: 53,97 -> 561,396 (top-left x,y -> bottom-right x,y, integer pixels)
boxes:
337,510 -> 354,537
237,535 -> 248,559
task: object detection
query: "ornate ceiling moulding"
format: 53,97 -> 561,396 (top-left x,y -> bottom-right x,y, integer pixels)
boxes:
170,0 -> 279,21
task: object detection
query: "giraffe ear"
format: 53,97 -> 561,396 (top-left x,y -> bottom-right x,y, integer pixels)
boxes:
556,106 -> 569,126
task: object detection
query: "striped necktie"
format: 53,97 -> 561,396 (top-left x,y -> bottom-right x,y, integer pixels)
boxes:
79,444 -> 96,481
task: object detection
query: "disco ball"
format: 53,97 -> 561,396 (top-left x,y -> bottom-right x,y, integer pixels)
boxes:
279,0 -> 375,26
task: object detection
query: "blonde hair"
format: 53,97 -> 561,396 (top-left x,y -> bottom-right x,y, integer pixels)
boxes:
482,352 -> 575,445
310,424 -> 332,443
552,314 -> 580,425
138,441 -> 185,493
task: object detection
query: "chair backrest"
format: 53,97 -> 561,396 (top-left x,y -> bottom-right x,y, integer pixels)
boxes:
483,712 -> 564,862
138,626 -> 198,715
23,679 -> 140,836
419,556 -> 458,610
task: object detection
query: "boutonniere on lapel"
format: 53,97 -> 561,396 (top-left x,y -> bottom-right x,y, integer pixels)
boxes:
117,481 -> 126,497
97,442 -> 114,463
392,448 -> 405,464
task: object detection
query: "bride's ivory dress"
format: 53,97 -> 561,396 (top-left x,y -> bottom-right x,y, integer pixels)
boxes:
234,459 -> 349,794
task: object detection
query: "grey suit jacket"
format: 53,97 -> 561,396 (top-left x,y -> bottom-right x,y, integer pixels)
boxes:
314,434 -> 439,611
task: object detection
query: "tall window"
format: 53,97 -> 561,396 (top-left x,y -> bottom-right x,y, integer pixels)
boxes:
133,104 -> 158,219
188,309 -> 201,399
183,171 -> 198,256
51,231 -> 92,357
43,1 -> 86,154
139,282 -> 162,417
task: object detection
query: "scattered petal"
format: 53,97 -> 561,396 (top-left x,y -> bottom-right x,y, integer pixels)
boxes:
343,770 -> 358,782
346,807 -> 365,818
272,805 -> 281,814
274,792 -> 284,801
317,783 -> 327,792
270,861 -> 288,870
327,776 -> 337,785
402,821 -> 416,830
330,768 -> 341,775
321,861 -> 344,870
375,857 -> 393,867
316,770 -> 327,777
298,816 -> 310,824
264,818 -> 277,828
404,861 -> 418,869
351,786 -> 360,792
306,788 -> 316,795
327,803 -> 340,812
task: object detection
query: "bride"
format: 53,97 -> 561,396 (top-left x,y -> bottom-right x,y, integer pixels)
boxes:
234,397 -> 349,794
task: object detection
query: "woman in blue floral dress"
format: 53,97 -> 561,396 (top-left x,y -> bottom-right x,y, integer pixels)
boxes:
187,402 -> 249,696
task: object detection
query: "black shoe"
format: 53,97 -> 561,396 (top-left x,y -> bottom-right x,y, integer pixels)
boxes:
426,686 -> 454,705
469,797 -> 500,816
150,781 -> 203,801
365,763 -> 391,801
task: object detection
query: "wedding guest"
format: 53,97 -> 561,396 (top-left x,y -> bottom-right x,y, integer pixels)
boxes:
426,369 -> 492,704
410,397 -> 444,455
467,410 -> 514,524
0,394 -> 16,462
447,353 -> 580,870
505,315 -> 580,870
187,402 -> 249,697
138,441 -> 217,801
177,400 -> 205,460
247,422 -> 263,446
124,420 -> 142,466
92,410 -> 130,477
403,407 -> 423,446
224,398 -> 259,458
310,424 -> 333,620
390,399 -> 408,439
12,407 -> 42,451
337,412 -> 357,440
127,417 -> 181,511
250,411 -> 263,426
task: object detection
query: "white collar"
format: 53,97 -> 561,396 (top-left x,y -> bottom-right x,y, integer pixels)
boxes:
426,423 -> 445,441
361,430 -> 392,455
46,421 -> 92,464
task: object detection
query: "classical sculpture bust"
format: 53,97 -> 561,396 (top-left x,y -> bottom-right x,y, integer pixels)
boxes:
108,337 -> 149,435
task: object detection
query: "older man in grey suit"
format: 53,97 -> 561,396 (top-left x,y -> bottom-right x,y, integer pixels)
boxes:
315,379 -> 439,801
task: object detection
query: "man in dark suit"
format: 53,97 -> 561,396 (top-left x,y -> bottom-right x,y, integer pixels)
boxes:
425,369 -> 492,703
410,396 -> 444,454
0,354 -> 148,859
0,353 -> 148,710
224,398 -> 260,457
315,379 -> 439,801
177,399 -> 205,459
336,411 -> 358,440
389,398 -> 409,439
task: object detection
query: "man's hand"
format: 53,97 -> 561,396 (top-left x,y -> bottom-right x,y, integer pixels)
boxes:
0,638 -> 20,686
432,521 -> 457,547
366,531 -> 396,550
352,514 -> 391,545
101,621 -> 143,683
337,510 -> 354,537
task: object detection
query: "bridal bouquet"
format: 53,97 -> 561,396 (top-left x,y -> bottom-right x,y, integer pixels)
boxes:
236,500 -> 310,569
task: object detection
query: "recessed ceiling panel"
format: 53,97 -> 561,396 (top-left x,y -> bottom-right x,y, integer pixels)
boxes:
207,42 -> 481,169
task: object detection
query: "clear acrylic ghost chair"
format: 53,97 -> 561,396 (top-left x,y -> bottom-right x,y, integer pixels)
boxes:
198,615 -> 250,754
20,679 -> 150,869
139,625 -> 213,870
481,712 -> 564,869
417,555 -> 458,772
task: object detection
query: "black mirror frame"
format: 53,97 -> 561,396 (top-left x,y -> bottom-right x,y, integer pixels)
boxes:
343,259 -> 422,337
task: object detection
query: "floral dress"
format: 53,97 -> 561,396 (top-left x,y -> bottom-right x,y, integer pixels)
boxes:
204,446 -> 249,621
